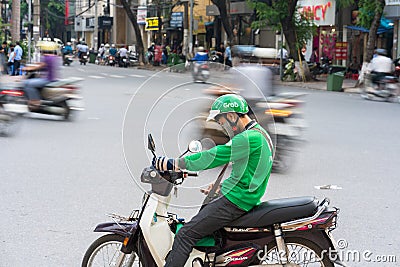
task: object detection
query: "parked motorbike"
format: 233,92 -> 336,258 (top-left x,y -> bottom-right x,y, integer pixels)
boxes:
308,57 -> 332,80
191,61 -> 210,82
201,87 -> 306,173
362,72 -> 400,103
80,52 -> 89,65
0,87 -> 26,136
82,134 -> 343,267
129,51 -> 139,66
24,77 -> 84,120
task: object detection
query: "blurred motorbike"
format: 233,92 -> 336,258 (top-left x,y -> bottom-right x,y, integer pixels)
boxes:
107,55 -> 116,66
21,77 -> 84,120
201,88 -> 306,173
80,52 -> 89,65
362,72 -> 400,103
190,61 -> 210,82
0,87 -> 26,136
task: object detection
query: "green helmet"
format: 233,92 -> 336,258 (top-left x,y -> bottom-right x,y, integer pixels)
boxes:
207,94 -> 249,121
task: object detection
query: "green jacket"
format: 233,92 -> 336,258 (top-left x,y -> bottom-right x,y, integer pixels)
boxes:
179,124 -> 273,211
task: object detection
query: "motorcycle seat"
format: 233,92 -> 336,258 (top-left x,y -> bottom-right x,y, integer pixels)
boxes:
46,78 -> 83,88
228,196 -> 317,228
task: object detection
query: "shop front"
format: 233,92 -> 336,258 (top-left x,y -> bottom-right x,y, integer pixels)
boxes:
298,0 -> 336,62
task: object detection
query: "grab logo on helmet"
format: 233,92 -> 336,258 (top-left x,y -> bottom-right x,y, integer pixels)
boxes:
223,102 -> 239,108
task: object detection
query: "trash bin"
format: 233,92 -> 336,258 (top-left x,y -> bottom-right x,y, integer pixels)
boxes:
327,71 -> 345,91
89,51 -> 97,64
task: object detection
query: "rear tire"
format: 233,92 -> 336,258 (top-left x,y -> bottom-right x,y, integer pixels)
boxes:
260,237 -> 334,267
82,234 -> 140,267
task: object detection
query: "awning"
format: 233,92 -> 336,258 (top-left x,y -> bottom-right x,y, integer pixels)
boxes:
346,17 -> 393,35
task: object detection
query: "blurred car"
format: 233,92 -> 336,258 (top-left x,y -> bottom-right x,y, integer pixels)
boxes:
231,45 -> 257,61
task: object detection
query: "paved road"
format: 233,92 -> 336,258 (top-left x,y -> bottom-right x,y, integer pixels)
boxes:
1,63 -> 399,266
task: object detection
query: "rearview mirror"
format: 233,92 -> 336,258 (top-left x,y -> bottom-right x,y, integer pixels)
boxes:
148,134 -> 156,153
188,140 -> 202,153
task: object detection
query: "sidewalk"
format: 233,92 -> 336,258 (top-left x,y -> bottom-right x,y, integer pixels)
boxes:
273,75 -> 362,94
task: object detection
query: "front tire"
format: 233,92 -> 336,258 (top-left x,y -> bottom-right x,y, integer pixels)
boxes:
260,237 -> 334,267
82,234 -> 140,267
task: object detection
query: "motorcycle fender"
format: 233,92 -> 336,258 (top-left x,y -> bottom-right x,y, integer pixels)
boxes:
94,221 -> 138,237
285,230 -> 347,266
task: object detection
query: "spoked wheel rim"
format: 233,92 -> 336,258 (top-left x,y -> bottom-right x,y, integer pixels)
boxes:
87,240 -> 139,267
261,242 -> 328,267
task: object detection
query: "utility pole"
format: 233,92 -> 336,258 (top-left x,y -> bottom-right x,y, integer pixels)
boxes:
28,0 -> 32,63
189,0 -> 193,54
94,0 -> 98,50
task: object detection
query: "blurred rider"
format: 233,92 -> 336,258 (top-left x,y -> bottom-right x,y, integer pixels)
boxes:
369,48 -> 394,85
23,43 -> 60,108
109,44 -> 117,57
191,46 -> 208,73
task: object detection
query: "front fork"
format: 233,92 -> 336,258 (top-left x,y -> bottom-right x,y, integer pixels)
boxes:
273,225 -> 289,265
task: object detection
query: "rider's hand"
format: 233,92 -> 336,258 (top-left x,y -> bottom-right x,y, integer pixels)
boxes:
152,156 -> 178,171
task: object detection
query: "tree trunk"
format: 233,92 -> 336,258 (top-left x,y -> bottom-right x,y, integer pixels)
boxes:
281,0 -> 298,61
11,0 -> 21,41
365,0 -> 386,62
211,0 -> 233,42
120,0 -> 145,64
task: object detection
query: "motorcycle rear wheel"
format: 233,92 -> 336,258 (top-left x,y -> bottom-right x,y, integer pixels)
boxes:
261,237 -> 334,267
82,234 -> 140,267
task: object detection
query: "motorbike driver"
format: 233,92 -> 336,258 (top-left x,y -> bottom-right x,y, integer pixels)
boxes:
23,43 -> 60,109
78,42 -> 89,60
153,94 -> 274,267
109,44 -> 117,57
191,46 -> 208,73
369,48 -> 394,85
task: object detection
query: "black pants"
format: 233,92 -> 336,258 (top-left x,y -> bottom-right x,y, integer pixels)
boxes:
13,60 -> 21,75
164,196 -> 246,267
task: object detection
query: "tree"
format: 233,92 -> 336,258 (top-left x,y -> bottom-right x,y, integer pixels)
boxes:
212,0 -> 233,42
11,0 -> 21,41
249,0 -> 315,62
120,0 -> 145,64
358,0 -> 386,62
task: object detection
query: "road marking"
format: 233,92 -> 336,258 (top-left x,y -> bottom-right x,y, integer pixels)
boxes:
129,74 -> 146,78
109,75 -> 125,78
88,75 -> 105,79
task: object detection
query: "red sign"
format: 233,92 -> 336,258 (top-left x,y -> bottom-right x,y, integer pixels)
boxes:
335,42 -> 348,60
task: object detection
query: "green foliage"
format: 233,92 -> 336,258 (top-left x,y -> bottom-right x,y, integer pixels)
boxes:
249,0 -> 316,51
358,0 -> 384,28
8,0 -> 28,20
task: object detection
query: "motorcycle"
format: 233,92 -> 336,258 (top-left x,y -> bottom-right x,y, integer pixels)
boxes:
0,87 -> 27,136
24,77 -> 84,120
191,61 -> 210,82
82,134 -> 344,267
362,72 -> 400,103
107,55 -> 116,66
62,52 -> 74,66
119,56 -> 129,68
129,51 -> 139,66
201,88 -> 306,173
308,57 -> 331,80
80,52 -> 89,65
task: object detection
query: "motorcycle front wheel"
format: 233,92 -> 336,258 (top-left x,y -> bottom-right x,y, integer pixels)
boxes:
82,234 -> 140,267
260,237 -> 334,267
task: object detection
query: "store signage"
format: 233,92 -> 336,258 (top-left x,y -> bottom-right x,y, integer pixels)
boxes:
298,0 -> 336,26
145,17 -> 159,31
170,12 -> 183,28
99,16 -> 113,29
137,7 -> 147,25
335,42 -> 348,60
